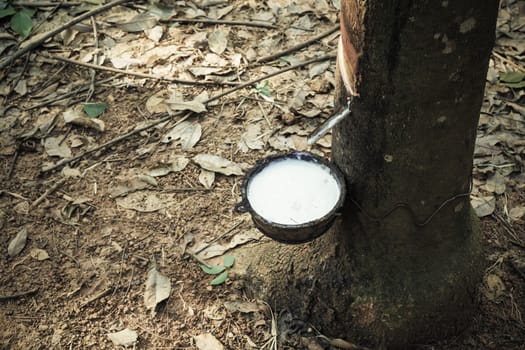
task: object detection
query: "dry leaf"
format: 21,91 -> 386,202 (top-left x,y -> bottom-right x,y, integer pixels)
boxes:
309,61 -> 331,78
195,230 -> 261,259
223,300 -> 264,313
194,333 -> 224,350
44,137 -> 72,158
107,328 -> 138,347
116,192 -> 176,212
14,79 -> 27,96
193,154 -> 245,176
145,25 -> 164,42
110,175 -> 151,198
167,94 -> 207,113
268,135 -> 295,151
208,29 -> 228,54
484,172 -> 506,195
63,109 -> 105,132
62,166 -> 82,178
188,66 -> 223,76
14,201 -> 29,215
239,124 -> 265,152
471,196 -> 495,217
119,12 -> 157,32
148,156 -> 190,177
509,206 -> 525,220
137,174 -> 158,186
145,93 -> 167,114
199,169 -> 215,189
144,264 -> 171,315
8,228 -> 28,257
161,121 -> 202,150
30,248 -> 49,261
485,274 -> 505,301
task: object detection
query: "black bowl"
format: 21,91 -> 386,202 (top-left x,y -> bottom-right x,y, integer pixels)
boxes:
236,152 -> 347,244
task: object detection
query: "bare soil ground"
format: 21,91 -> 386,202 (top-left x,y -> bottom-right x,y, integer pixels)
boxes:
1,1 -> 524,349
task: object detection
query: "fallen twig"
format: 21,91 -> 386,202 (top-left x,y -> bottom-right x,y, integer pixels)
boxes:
0,191 -> 28,201
493,213 -> 524,245
194,0 -> 229,8
7,148 -> 20,179
257,24 -> 340,63
79,287 -> 112,308
0,288 -> 39,301
207,53 -> 336,104
0,0 -> 132,69
31,178 -> 66,207
27,76 -> 116,110
493,51 -> 525,73
41,54 -> 237,86
12,1 -> 81,7
161,17 -> 279,29
162,187 -> 212,192
85,16 -> 99,103
40,54 -> 336,174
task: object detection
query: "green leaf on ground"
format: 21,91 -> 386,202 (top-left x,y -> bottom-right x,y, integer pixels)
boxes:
10,11 -> 32,37
253,81 -> 271,96
501,80 -> 525,89
20,7 -> 36,17
0,6 -> 16,19
223,255 -> 235,268
210,271 -> 228,285
200,264 -> 225,275
499,71 -> 525,83
83,102 -> 107,118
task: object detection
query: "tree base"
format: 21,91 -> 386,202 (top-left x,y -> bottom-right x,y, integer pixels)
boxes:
241,209 -> 483,349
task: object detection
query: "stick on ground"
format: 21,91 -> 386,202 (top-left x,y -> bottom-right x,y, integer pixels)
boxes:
40,54 -> 336,175
161,17 -> 279,30
42,54 -> 238,86
0,288 -> 39,301
257,24 -> 340,63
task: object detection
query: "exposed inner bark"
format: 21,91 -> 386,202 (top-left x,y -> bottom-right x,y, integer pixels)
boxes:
243,1 -> 499,348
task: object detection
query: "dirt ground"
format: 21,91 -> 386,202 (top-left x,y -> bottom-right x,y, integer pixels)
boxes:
1,1 -> 524,349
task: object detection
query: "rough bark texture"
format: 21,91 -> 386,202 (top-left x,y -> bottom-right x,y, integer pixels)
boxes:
244,1 -> 499,348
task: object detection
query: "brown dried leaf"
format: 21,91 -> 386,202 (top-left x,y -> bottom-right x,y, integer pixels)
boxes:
107,328 -> 138,347
194,333 -> 224,350
509,206 -> 525,220
471,196 -> 495,217
161,121 -> 202,150
119,12 -> 157,32
8,228 -> 28,257
484,274 -> 505,301
208,29 -> 228,54
44,137 -> 72,158
145,92 -> 167,114
148,156 -> 190,177
167,94 -> 207,113
484,172 -> 506,195
193,154 -> 245,176
63,109 -> 105,132
30,248 -> 49,261
239,123 -> 265,152
198,169 -> 215,189
223,300 -> 264,313
144,264 -> 171,315
308,61 -> 330,78
116,192 -> 176,212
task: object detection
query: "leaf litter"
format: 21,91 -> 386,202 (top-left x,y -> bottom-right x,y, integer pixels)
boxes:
144,262 -> 171,316
0,0 -> 523,349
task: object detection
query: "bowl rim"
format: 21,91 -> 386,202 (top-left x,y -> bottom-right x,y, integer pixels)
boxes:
238,151 -> 347,230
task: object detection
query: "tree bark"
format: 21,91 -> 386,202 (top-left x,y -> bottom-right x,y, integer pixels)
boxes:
243,1 -> 499,348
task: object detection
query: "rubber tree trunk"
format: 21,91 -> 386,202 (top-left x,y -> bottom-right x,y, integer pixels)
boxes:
244,1 -> 499,348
